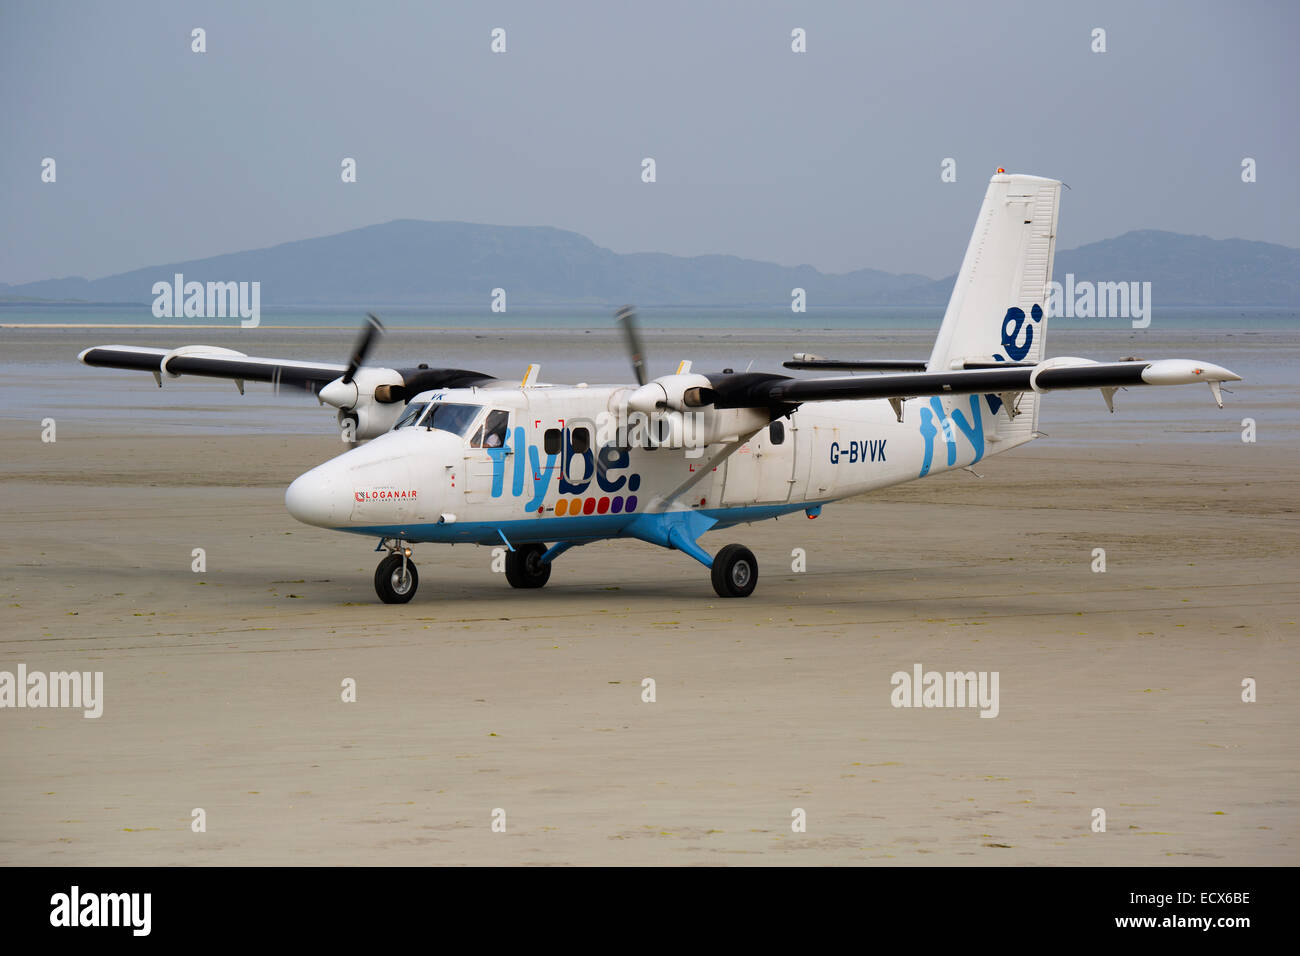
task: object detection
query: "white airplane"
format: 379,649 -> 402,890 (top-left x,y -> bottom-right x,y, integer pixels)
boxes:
80,173 -> 1240,603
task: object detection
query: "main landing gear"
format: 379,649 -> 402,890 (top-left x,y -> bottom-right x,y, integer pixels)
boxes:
710,544 -> 758,599
502,538 -> 754,597
374,541 -> 418,604
505,542 -> 552,589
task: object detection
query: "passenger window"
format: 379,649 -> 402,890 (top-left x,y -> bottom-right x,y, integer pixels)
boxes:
471,409 -> 509,448
570,427 -> 590,454
769,421 -> 785,445
544,428 -> 562,455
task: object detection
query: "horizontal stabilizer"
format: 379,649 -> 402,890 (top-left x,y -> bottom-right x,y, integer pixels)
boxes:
783,358 -> 929,372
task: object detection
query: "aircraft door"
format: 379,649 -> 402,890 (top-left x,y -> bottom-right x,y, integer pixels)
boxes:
755,418 -> 797,502
806,419 -> 839,500
721,420 -> 797,505
464,408 -> 511,504
721,441 -> 757,504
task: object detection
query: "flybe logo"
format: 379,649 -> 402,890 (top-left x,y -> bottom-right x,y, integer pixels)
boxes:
915,303 -> 1041,477
985,303 -> 1043,415
488,426 -> 642,514
918,395 -> 983,477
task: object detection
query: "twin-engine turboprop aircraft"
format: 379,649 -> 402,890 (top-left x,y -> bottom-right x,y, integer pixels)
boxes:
80,173 -> 1240,602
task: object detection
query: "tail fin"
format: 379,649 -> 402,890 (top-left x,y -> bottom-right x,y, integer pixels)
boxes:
926,172 -> 1061,444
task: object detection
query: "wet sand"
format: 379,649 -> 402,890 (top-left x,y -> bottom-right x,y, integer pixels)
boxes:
1,419 -> 1295,865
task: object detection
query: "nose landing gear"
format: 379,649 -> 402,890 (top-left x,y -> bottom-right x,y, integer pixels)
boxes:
374,541 -> 418,603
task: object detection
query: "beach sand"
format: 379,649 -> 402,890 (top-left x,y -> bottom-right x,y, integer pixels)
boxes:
1,417 -> 1295,866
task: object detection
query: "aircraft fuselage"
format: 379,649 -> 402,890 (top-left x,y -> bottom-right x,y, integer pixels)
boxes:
285,382 -> 1013,547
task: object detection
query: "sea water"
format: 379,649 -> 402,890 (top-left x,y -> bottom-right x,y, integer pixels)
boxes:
1,305 -> 1294,446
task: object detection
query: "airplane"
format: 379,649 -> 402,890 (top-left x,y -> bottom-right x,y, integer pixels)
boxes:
79,172 -> 1241,603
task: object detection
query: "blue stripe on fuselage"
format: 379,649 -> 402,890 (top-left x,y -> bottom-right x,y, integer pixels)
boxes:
336,499 -> 832,546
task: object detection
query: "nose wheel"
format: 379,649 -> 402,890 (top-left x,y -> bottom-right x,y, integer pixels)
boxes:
375,552 -> 418,603
711,544 -> 757,598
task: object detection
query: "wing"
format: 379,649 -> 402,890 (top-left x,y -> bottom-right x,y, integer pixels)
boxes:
78,345 -> 349,393
706,358 -> 1241,411
79,344 -> 494,395
79,342 -> 498,439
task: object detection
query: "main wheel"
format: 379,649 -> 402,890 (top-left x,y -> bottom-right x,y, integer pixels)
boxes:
711,544 -> 758,598
505,543 -> 552,589
374,553 -> 418,604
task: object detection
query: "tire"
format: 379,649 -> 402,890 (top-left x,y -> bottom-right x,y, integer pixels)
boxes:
711,544 -> 758,598
374,553 -> 418,604
505,543 -> 552,589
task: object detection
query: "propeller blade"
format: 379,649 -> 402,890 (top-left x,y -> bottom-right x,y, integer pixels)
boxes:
616,304 -> 647,387
342,312 -> 385,384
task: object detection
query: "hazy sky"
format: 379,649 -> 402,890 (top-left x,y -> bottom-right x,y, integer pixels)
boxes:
2,0 -> 1296,285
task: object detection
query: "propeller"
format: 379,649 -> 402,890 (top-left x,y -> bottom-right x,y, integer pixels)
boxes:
343,312 -> 385,385
616,305 -> 647,386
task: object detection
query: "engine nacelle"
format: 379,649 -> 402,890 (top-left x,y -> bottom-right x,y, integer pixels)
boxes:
336,400 -> 404,441
318,366 -> 404,410
320,366 -> 407,439
626,373 -> 716,414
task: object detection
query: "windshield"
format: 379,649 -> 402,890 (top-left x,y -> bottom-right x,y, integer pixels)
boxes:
424,402 -> 482,436
393,401 -> 483,435
393,402 -> 429,429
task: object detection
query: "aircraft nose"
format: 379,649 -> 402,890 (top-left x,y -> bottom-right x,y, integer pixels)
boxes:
285,466 -> 345,528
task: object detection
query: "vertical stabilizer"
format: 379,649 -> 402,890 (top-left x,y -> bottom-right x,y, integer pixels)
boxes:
926,173 -> 1061,445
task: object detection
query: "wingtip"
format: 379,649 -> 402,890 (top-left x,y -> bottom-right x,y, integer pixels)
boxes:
1140,359 -> 1243,386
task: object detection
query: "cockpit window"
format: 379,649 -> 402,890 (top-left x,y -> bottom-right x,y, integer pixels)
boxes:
470,409 -> 510,448
422,402 -> 482,437
394,402 -> 429,429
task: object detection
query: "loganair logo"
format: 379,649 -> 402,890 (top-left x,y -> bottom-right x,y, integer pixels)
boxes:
489,426 -> 642,515
916,304 -> 1041,477
354,489 -> 418,502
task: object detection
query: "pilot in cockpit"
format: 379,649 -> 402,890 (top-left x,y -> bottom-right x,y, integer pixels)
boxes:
474,409 -> 509,449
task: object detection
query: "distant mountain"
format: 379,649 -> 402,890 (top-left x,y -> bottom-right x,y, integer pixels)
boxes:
897,230 -> 1300,307
2,222 -> 1295,308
